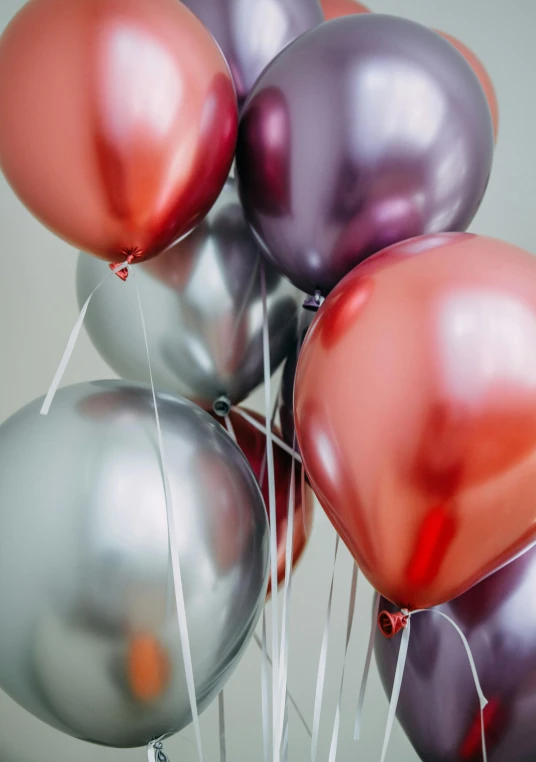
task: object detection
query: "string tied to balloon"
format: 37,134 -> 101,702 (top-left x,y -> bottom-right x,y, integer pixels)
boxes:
148,739 -> 170,762
376,606 -> 488,762
109,248 -> 144,281
213,395 -> 233,418
303,291 -> 325,312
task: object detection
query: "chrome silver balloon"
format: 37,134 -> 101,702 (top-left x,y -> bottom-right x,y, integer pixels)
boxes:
0,381 -> 269,748
77,179 -> 301,411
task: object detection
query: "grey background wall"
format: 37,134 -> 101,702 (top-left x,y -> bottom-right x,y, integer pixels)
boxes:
0,1 -> 534,760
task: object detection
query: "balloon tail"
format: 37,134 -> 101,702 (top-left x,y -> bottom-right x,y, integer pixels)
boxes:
328,563 -> 359,762
303,291 -> 325,312
354,592 -> 380,740
311,535 -> 339,762
260,259 -> 281,762
40,260 -> 129,415
147,740 -> 170,762
131,268 -> 204,762
379,617 -> 411,762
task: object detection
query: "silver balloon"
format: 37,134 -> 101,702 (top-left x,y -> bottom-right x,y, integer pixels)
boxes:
0,381 -> 269,748
77,179 -> 301,412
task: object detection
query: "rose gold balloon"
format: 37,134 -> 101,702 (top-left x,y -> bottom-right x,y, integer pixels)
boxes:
321,0 -> 370,20
438,31 -> 499,141
214,409 -> 314,594
296,234 -> 536,610
0,0 -> 238,262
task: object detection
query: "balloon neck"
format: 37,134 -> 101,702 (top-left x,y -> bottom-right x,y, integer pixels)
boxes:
378,609 -> 409,639
303,291 -> 325,312
213,395 -> 232,417
150,741 -> 170,762
109,248 -> 144,281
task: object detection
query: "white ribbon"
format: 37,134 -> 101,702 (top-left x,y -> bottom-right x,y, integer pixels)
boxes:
354,592 -> 380,740
260,260 -> 281,762
232,407 -> 302,463
130,269 -> 204,762
260,611 -> 272,762
40,260 -> 129,416
223,415 -> 237,443
311,535 -> 340,762
218,691 -> 227,762
379,608 -> 488,762
328,563 -> 359,762
253,632 -> 312,739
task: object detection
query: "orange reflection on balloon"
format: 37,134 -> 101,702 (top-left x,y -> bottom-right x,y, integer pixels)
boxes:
296,234 -> 536,610
321,0 -> 370,20
127,634 -> 169,702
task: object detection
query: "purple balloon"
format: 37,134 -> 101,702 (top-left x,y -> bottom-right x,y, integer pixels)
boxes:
180,0 -> 323,107
279,308 -> 315,449
236,14 -> 494,295
375,546 -> 536,762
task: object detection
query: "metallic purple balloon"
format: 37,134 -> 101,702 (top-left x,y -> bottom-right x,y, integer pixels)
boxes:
375,545 -> 536,762
236,14 -> 495,295
279,308 -> 314,449
180,0 -> 323,107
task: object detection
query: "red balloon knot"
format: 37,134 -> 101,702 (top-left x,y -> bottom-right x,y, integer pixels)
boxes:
109,248 -> 143,281
378,609 -> 409,639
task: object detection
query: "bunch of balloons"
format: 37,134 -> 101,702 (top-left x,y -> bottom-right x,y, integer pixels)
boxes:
0,0 -> 534,759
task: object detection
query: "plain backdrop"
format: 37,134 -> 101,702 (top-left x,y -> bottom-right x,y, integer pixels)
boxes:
0,1 -> 535,761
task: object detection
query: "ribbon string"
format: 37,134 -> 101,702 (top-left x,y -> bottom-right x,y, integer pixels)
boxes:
260,260 -> 281,762
354,592 -> 380,740
379,607 -> 488,762
260,611 -> 272,762
218,691 -> 227,762
232,407 -> 302,463
40,260 -> 129,415
311,535 -> 340,762
328,563 -> 359,762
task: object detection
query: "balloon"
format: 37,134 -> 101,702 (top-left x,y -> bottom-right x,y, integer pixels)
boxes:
0,0 -> 237,263
438,31 -> 499,141
77,179 -> 301,411
295,233 -> 536,610
236,14 -> 494,296
217,408 -> 314,593
0,381 -> 268,747
321,0 -> 370,20
375,545 -> 536,762
279,309 -> 315,450
181,0 -> 323,107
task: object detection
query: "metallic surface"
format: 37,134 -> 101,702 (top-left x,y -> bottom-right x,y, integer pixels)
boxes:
0,381 -> 269,747
376,545 -> 536,762
295,233 -> 536,610
217,408 -> 314,593
77,180 -> 302,409
236,14 -> 494,295
0,0 -> 237,262
181,0 -> 323,107
279,308 -> 315,450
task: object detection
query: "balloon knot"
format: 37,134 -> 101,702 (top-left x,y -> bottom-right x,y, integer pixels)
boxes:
213,395 -> 232,417
303,291 -> 325,311
109,248 -> 144,280
378,609 -> 409,639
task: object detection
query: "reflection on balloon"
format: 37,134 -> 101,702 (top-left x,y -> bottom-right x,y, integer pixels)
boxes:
77,179 -> 301,410
438,30 -> 499,140
216,408 -> 314,593
321,0 -> 370,20
0,381 -> 268,747
181,0 -> 323,107
295,233 -> 536,610
279,309 -> 315,450
0,0 -> 237,262
237,14 -> 494,295
376,545 -> 536,762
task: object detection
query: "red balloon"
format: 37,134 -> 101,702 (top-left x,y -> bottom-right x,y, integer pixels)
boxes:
295,234 -> 536,610
321,0 -> 370,20
438,31 -> 499,141
0,0 -> 237,263
217,409 -> 314,594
